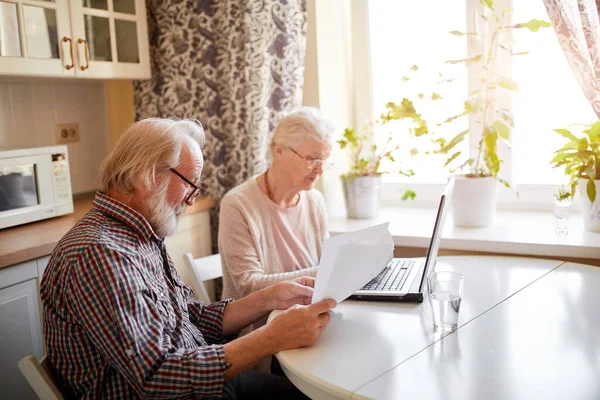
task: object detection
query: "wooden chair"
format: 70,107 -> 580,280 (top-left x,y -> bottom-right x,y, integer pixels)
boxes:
18,355 -> 64,400
182,253 -> 223,304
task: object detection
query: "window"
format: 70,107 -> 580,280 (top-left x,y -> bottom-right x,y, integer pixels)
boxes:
368,0 -> 468,184
364,0 -> 596,208
512,1 -> 597,185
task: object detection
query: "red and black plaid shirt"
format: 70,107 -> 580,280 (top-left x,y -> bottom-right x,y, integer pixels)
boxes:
41,192 -> 233,399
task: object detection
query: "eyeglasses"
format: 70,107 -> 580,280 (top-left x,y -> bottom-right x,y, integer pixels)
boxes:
287,146 -> 334,170
169,168 -> 202,203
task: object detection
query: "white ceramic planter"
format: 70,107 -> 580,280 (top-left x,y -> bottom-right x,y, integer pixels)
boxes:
578,179 -> 600,233
451,175 -> 498,228
342,175 -> 381,219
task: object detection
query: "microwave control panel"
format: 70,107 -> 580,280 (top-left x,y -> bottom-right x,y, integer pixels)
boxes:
51,153 -> 72,205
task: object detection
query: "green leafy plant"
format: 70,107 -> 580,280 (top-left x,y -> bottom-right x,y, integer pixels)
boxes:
430,0 -> 551,185
554,187 -> 571,202
549,120 -> 600,203
338,87 -> 432,201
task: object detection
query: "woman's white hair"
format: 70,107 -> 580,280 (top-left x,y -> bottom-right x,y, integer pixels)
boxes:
99,118 -> 206,194
268,106 -> 335,163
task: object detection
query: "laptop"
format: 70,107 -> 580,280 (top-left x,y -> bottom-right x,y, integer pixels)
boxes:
348,179 -> 454,303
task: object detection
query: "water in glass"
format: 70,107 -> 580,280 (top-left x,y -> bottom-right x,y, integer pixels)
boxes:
429,291 -> 462,331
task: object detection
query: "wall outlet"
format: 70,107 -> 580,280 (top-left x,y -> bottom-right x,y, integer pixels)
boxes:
55,123 -> 80,144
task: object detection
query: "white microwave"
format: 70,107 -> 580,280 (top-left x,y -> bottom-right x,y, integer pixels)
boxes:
0,145 -> 74,230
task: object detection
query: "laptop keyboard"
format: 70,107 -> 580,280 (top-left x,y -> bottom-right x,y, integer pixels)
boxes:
361,260 -> 416,291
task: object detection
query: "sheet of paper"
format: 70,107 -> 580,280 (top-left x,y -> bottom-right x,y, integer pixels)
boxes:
312,223 -> 394,304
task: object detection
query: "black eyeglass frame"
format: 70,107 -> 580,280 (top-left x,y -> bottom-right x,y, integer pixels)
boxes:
169,168 -> 201,203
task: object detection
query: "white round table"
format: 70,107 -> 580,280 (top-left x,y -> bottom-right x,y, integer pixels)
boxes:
268,256 -> 600,400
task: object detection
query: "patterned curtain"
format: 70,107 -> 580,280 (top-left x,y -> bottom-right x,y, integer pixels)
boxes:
134,0 -> 307,249
544,0 -> 600,116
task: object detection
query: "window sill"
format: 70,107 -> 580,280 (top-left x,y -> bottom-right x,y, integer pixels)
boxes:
328,207 -> 600,260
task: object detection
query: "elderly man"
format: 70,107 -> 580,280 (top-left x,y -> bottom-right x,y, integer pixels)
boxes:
40,118 -> 336,399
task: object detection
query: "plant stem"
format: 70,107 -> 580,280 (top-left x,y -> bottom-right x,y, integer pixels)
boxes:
375,135 -> 394,174
355,140 -> 363,174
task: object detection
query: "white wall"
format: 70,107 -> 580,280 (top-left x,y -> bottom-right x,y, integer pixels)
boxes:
0,79 -> 110,194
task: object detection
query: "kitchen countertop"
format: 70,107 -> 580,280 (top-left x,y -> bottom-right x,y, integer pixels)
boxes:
0,194 -> 215,269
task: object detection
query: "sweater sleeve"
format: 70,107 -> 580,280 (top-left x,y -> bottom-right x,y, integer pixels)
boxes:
218,196 -> 318,299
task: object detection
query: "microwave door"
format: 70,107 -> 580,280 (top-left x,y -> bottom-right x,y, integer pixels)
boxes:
0,154 -> 56,228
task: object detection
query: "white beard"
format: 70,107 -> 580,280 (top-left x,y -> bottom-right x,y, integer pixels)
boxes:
143,182 -> 186,238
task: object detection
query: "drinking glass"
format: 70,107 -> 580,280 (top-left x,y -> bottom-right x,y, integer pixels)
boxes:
553,197 -> 571,236
427,271 -> 464,332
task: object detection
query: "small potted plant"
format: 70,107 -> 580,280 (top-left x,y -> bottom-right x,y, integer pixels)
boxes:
550,121 -> 600,233
431,3 -> 550,227
338,113 -> 420,219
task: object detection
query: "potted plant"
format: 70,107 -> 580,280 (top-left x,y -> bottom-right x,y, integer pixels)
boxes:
431,2 -> 550,227
550,121 -> 600,232
338,106 -> 423,218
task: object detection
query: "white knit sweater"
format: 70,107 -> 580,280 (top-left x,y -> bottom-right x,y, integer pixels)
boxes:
219,178 -> 327,303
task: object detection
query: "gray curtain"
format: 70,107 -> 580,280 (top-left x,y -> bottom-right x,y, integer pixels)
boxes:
134,0 -> 307,250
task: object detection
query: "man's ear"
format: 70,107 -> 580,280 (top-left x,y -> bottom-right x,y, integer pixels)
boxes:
131,179 -> 152,199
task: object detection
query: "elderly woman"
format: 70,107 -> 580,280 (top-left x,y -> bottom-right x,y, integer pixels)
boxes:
219,106 -> 334,306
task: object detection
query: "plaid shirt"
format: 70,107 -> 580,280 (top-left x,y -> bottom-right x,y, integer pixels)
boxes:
41,192 -> 233,399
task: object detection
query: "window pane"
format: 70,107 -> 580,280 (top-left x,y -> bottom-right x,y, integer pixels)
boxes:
368,0 -> 468,183
23,5 -> 59,59
0,2 -> 22,57
82,0 -> 108,10
114,0 -> 136,15
512,2 -> 597,185
115,19 -> 139,62
84,15 -> 112,61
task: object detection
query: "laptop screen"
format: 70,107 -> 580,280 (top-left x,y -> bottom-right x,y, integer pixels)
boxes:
417,179 -> 454,292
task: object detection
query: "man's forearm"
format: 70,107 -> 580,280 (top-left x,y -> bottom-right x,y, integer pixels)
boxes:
221,287 -> 273,336
222,326 -> 279,379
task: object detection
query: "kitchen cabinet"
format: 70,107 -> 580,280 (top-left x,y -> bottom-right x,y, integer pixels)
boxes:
0,0 -> 150,79
0,259 -> 43,399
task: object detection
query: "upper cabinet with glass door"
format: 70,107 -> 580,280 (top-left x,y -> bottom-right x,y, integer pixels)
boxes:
0,0 -> 150,79
69,0 -> 150,79
0,0 -> 75,77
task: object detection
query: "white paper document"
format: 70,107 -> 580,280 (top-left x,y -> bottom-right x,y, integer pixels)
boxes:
312,223 -> 394,304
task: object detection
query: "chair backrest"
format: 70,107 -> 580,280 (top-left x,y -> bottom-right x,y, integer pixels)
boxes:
18,355 -> 64,400
182,253 -> 223,304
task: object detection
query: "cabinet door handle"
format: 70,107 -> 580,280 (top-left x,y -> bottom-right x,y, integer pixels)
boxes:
77,38 -> 90,71
62,37 -> 75,70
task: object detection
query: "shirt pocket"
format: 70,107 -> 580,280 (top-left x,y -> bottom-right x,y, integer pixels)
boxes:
145,275 -> 177,335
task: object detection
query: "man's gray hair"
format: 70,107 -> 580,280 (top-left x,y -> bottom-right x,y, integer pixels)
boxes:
99,118 -> 206,194
268,106 -> 335,163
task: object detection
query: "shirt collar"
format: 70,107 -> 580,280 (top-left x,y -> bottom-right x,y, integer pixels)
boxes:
93,192 -> 161,242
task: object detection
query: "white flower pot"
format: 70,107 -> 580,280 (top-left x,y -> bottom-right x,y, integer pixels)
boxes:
342,175 -> 381,219
578,179 -> 600,233
451,175 -> 498,228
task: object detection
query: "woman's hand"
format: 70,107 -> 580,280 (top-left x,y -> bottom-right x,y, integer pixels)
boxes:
268,277 -> 316,310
